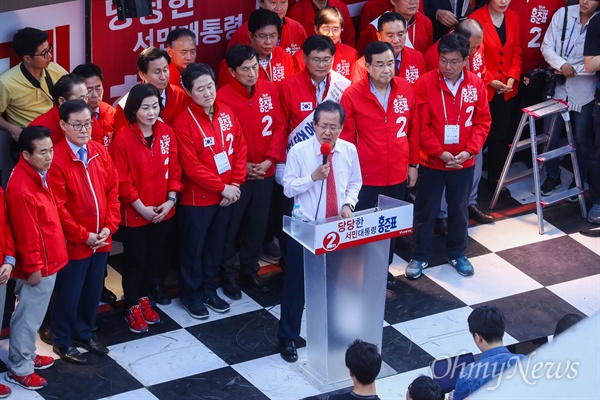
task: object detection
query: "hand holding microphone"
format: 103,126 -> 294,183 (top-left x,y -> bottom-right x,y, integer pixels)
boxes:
311,143 -> 332,181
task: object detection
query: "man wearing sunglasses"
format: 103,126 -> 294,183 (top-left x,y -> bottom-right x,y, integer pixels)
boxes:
0,27 -> 68,143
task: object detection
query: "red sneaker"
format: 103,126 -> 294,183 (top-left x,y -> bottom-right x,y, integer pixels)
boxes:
125,304 -> 148,333
33,354 -> 55,370
139,297 -> 161,324
5,371 -> 47,390
0,383 -> 11,398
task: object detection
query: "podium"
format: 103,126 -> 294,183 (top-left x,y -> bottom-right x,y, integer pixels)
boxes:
283,195 -> 413,386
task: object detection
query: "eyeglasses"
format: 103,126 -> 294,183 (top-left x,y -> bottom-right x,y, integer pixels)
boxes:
439,58 -> 465,66
65,121 -> 92,131
319,26 -> 342,35
264,0 -> 288,6
315,122 -> 342,132
253,33 -> 278,41
31,45 -> 53,59
308,57 -> 332,65
368,61 -> 395,70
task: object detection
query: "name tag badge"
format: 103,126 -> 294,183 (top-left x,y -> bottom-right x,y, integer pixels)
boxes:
444,125 -> 460,145
214,151 -> 231,174
300,102 -> 313,111
204,137 -> 215,147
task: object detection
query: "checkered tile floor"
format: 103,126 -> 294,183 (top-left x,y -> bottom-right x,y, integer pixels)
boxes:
0,178 -> 598,400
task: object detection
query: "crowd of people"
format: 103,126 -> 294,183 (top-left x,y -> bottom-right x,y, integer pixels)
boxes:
0,0 -> 599,396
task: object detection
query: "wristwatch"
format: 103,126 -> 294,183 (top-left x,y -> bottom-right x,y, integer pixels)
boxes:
343,203 -> 355,212
409,164 -> 419,169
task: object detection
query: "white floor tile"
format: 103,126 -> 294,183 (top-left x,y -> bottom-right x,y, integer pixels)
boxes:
104,264 -> 124,303
468,213 -> 565,252
569,232 -> 600,256
97,387 -> 159,400
547,274 -> 600,316
232,348 -> 321,400
108,328 -> 227,386
389,253 -> 409,278
423,253 -> 543,305
158,289 -> 263,328
392,307 -> 479,359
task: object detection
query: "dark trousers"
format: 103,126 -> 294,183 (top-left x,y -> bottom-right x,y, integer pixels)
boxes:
590,103 -> 600,204
356,182 -> 407,265
121,218 -> 173,307
179,204 -> 232,307
277,237 -> 304,341
51,252 -> 108,347
487,93 -> 517,184
266,182 -> 294,268
412,166 -> 473,261
222,177 -> 274,279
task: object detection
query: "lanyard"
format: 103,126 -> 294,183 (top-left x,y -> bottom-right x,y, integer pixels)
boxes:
440,87 -> 463,125
564,22 -> 587,59
187,107 -> 225,156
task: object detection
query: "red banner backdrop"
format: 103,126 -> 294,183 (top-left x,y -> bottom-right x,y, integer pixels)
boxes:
90,0 -> 257,106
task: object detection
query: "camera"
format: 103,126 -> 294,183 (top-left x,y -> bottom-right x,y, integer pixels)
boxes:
524,68 -> 567,99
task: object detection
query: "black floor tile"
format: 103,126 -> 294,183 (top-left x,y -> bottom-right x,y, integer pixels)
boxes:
381,326 -> 435,374
496,235 -> 600,286
474,288 -> 585,342
39,355 -> 143,400
385,275 -> 467,325
541,202 -> 596,234
185,309 -> 305,365
149,366 -> 269,400
93,307 -> 182,347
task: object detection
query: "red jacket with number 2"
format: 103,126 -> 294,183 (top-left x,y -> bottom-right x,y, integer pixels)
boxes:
415,69 -> 492,171
172,99 -> 247,207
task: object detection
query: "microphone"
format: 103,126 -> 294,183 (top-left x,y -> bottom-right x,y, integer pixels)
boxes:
320,142 -> 332,165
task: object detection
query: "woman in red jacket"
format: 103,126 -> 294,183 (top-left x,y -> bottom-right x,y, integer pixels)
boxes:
110,84 -> 183,333
471,0 -> 522,194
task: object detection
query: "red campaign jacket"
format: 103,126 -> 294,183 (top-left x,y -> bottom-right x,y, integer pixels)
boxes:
424,40 -> 489,85
293,42 -> 358,79
509,0 -> 563,73
217,46 -> 296,89
168,63 -> 182,88
359,0 -> 425,33
6,158 -> 68,278
415,69 -> 492,170
47,139 -> 120,260
30,105 -> 113,153
356,11 -> 433,56
350,46 -> 426,85
172,99 -> 247,206
471,6 -> 522,101
114,84 -> 188,134
340,76 -> 420,186
227,17 -> 308,56
110,121 -> 183,227
0,187 -> 15,265
95,101 -> 117,150
279,69 -> 333,161
287,0 -> 356,48
217,78 -> 285,177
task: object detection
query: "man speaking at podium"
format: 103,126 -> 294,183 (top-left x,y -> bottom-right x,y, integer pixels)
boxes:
277,100 -> 362,363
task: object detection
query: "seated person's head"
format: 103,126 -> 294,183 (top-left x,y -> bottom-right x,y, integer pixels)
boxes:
406,375 -> 444,400
13,27 -> 51,64
468,306 -> 505,348
554,313 -> 584,337
345,339 -> 382,386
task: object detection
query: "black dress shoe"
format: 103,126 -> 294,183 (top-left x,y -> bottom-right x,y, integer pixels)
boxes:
152,286 -> 172,305
53,345 -> 87,364
434,218 -> 448,236
468,204 -> 494,224
101,286 -> 117,303
73,335 -> 109,355
221,279 -> 242,300
241,272 -> 270,293
39,325 -> 52,345
278,337 -> 298,363
386,271 -> 397,289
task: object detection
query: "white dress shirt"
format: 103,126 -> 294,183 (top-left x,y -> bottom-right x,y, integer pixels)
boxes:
541,5 -> 599,111
283,136 -> 362,222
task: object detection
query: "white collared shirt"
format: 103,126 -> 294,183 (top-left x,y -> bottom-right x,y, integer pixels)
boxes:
312,75 -> 328,104
66,139 -> 88,164
283,136 -> 362,221
444,71 -> 465,97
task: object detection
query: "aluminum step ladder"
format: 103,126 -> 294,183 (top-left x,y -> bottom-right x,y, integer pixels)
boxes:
489,99 -> 587,234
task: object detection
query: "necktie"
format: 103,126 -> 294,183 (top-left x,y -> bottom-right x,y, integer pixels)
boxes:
77,147 -> 87,166
93,111 -> 99,120
325,152 -> 338,218
395,59 -> 401,76
41,172 -> 48,188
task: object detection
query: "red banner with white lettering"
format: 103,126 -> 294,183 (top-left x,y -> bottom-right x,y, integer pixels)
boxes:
90,0 -> 257,106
